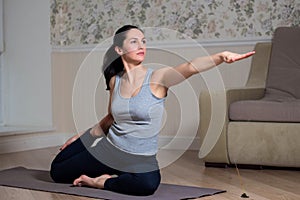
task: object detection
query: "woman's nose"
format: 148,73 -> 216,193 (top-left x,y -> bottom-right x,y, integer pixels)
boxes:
138,41 -> 145,49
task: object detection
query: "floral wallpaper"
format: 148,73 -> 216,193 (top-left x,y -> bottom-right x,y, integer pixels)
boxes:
50,0 -> 300,46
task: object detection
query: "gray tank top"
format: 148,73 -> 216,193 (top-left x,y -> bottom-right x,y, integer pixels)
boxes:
107,68 -> 166,156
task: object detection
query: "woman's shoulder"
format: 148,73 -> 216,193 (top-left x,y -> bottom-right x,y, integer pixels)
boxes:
151,67 -> 169,82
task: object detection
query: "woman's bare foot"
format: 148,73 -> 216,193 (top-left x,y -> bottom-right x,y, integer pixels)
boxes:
73,174 -> 112,189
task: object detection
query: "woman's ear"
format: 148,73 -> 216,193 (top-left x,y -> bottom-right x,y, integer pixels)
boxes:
115,46 -> 123,55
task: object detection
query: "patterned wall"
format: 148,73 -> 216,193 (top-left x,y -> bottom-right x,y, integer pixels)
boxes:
50,0 -> 300,46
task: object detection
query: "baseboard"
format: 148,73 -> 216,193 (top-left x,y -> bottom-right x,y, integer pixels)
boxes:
205,162 -> 300,171
158,135 -> 201,150
0,132 -> 74,154
0,133 -> 201,154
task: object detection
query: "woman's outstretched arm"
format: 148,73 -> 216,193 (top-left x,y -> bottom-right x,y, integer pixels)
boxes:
153,51 -> 255,89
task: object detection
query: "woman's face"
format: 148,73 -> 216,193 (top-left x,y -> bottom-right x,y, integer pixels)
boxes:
118,28 -> 146,64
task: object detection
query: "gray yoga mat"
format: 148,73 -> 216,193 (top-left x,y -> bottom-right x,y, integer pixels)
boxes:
0,167 -> 225,200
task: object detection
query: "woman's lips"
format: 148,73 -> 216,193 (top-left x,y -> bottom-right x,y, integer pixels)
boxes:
137,52 -> 144,56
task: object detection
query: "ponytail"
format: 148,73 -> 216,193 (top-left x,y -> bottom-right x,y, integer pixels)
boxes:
102,25 -> 143,90
103,45 -> 123,90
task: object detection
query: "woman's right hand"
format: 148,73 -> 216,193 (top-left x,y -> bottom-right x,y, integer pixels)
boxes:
59,134 -> 80,151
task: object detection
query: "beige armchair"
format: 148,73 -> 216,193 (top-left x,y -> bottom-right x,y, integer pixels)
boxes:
198,27 -> 300,168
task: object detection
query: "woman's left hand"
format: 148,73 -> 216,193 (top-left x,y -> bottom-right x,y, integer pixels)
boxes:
221,51 -> 255,63
60,134 -> 80,151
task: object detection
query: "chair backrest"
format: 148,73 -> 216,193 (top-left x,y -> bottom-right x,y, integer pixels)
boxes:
265,27 -> 300,99
246,42 -> 272,88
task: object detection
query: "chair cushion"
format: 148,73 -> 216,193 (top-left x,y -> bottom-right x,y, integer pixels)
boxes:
229,98 -> 300,122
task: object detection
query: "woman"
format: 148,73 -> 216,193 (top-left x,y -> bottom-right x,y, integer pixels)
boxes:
50,25 -> 254,196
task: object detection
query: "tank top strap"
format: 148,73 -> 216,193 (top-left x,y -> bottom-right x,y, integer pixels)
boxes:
113,72 -> 121,94
145,68 -> 153,85
114,69 -> 152,95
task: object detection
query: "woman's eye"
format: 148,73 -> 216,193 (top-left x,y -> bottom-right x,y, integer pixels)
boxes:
142,39 -> 146,44
131,40 -> 137,44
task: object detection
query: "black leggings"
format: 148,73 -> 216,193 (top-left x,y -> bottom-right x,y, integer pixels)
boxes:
50,129 -> 161,196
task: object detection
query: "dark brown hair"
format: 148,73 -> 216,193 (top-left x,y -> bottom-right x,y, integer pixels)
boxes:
102,25 -> 143,90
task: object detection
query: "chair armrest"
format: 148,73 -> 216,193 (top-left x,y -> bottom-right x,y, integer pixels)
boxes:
226,87 -> 265,106
198,87 -> 265,163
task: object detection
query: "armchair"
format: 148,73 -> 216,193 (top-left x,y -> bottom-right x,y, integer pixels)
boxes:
198,27 -> 300,168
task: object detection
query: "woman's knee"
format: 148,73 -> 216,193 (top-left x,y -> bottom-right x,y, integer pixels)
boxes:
50,164 -> 62,183
50,167 -> 59,182
139,180 -> 160,195
50,164 -> 70,183
106,171 -> 161,196
136,171 -> 161,195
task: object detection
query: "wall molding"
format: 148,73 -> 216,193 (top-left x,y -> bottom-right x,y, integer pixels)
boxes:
52,38 -> 271,53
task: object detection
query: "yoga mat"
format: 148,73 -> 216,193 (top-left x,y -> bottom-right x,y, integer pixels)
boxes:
0,167 -> 225,200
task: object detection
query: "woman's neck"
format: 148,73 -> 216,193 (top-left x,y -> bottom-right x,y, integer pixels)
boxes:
122,64 -> 146,84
